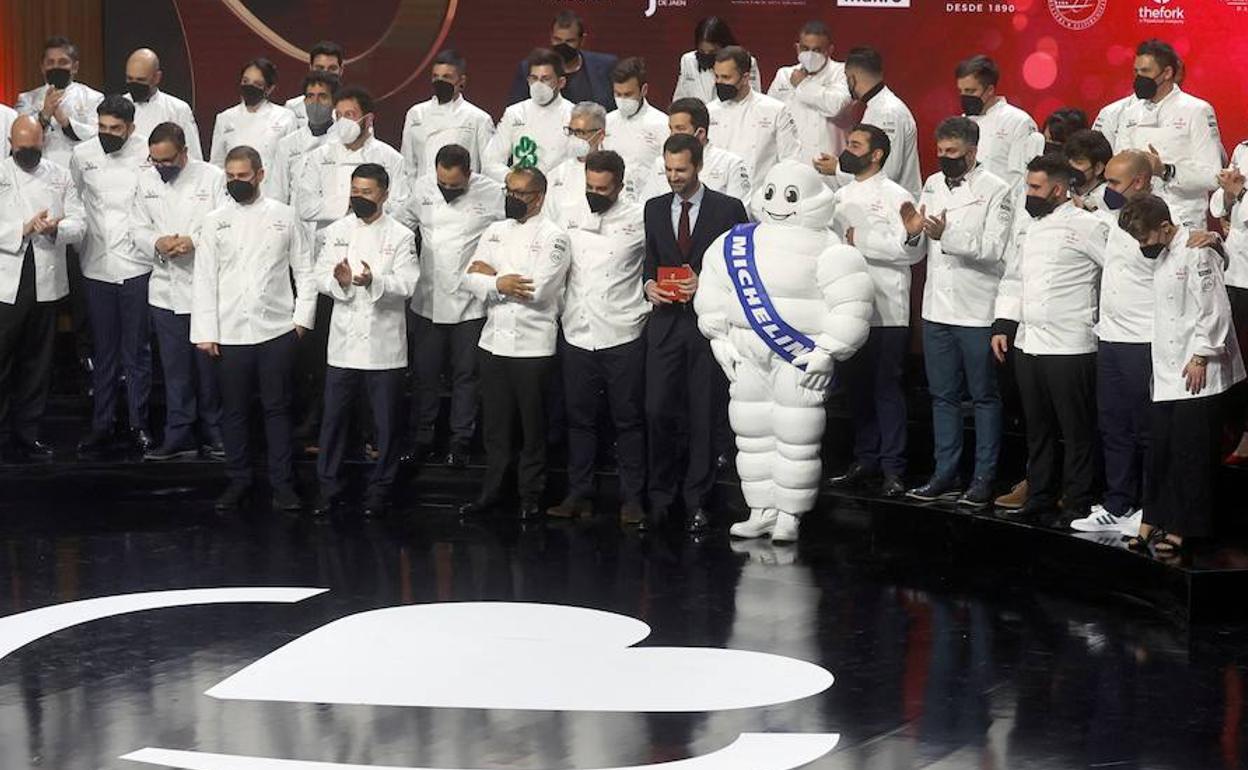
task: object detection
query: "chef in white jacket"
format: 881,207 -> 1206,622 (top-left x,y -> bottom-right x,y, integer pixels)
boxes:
192,145 -> 316,514
0,115 -> 85,460
396,144 -> 503,465
641,98 -> 750,203
1211,140 -> 1248,463
837,46 -> 920,198
483,48 -> 574,181
1093,94 -> 1135,150
313,163 -> 419,517
602,57 -> 668,203
268,72 -> 338,207
400,49 -> 494,190
122,48 -> 202,161
826,124 -> 923,499
766,21 -> 851,171
670,16 -> 761,105
544,101 -> 607,222
281,41 -> 345,130
131,122 -> 226,462
1118,194 -> 1245,552
16,36 -> 104,168
954,54 -> 1038,192
208,57 -> 298,188
708,46 -> 800,187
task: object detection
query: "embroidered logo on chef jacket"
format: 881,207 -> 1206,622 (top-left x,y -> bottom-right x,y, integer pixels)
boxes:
223,125 -> 235,134
270,220 -> 289,233
81,162 -> 99,173
333,238 -> 350,248
215,220 -> 232,231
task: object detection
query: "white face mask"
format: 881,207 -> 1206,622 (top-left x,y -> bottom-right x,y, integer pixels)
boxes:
798,50 -> 828,74
615,96 -> 642,118
567,136 -> 592,160
332,116 -> 362,145
529,80 -> 556,106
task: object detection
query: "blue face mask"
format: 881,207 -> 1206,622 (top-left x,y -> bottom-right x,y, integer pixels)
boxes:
1103,185 -> 1127,211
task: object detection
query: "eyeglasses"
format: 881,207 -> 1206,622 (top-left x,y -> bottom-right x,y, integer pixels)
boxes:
148,155 -> 180,166
504,186 -> 539,198
563,126 -> 601,139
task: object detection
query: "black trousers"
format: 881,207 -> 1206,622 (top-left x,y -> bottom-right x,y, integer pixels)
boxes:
407,311 -> 484,449
563,334 -> 647,503
294,293 -> 334,436
0,247 -> 57,447
1097,341 -> 1152,515
1224,286 -> 1248,434
478,350 -> 552,503
645,311 -> 723,512
217,331 -> 298,487
1015,351 -> 1098,512
1146,395 -> 1222,538
151,306 -> 223,448
317,366 -> 405,504
839,325 -> 909,476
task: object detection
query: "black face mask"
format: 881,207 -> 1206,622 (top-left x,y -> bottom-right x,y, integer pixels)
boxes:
938,155 -> 969,179
226,179 -> 256,203
586,191 -> 613,214
1133,74 -> 1161,101
12,147 -> 42,172
960,94 -> 985,116
504,195 -> 528,220
126,81 -> 152,102
1068,167 -> 1088,190
156,164 -> 182,184
438,183 -> 467,204
715,82 -> 739,102
1103,186 -> 1128,211
1140,243 -> 1166,260
45,68 -> 71,89
553,43 -> 579,63
350,195 -> 378,219
1025,194 -> 1057,219
695,51 -> 716,71
838,149 -> 870,176
432,79 -> 456,104
99,133 -> 126,155
240,84 -> 266,107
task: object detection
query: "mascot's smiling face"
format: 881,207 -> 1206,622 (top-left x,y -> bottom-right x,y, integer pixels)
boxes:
752,160 -> 836,230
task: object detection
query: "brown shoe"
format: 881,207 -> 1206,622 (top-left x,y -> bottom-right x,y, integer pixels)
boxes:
619,501 -> 645,526
994,479 -> 1028,510
547,496 -> 593,519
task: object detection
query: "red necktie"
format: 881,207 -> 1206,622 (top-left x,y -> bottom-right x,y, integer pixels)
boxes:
677,200 -> 692,258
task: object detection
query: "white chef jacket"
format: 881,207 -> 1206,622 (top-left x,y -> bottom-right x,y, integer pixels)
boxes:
482,96 -> 574,182
16,82 -> 104,168
400,95 -> 495,187
1094,206 -> 1155,344
295,135 -> 407,230
767,60 -> 851,164
918,164 -> 1012,328
131,159 -> 226,314
397,172 -> 503,324
0,103 -> 16,158
833,172 -> 924,327
969,97 -> 1037,192
708,90 -> 800,187
463,216 -> 571,357
603,100 -> 669,202
560,198 -> 648,351
995,202 -> 1108,355
1150,226 -> 1245,401
1114,87 -> 1222,229
315,212 -> 420,370
1093,94 -> 1134,150
642,144 -> 751,204
69,133 -> 152,283
208,100 -> 298,190
544,156 -> 595,225
671,50 -> 762,105
127,89 -> 203,161
190,196 -> 316,346
0,155 -> 85,304
1211,141 -> 1248,290
283,94 -> 308,130
268,127 -> 328,206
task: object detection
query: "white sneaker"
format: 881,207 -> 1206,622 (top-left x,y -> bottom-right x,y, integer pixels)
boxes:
1117,509 -> 1143,537
730,508 -> 777,539
770,511 -> 800,544
1070,504 -> 1127,533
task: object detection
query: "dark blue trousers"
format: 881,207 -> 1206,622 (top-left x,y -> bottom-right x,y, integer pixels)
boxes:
151,306 -> 222,449
84,274 -> 151,432
217,331 -> 297,487
840,325 -> 909,476
317,366 -> 406,504
1097,341 -> 1152,515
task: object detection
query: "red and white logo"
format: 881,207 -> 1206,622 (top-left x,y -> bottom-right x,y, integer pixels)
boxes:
1048,0 -> 1108,29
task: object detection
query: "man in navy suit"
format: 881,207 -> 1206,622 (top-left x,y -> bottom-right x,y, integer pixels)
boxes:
508,11 -> 617,112
642,133 -> 749,534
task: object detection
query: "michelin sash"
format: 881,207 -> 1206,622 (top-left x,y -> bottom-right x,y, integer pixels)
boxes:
723,223 -> 816,369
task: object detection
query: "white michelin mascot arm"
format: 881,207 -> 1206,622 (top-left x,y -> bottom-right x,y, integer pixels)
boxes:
693,232 -> 742,381
791,243 -> 874,390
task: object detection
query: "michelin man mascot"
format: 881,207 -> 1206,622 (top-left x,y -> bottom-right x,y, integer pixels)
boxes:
694,160 -> 874,543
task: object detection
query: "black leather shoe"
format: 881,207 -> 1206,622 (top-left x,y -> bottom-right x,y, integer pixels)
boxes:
906,475 -> 963,502
272,485 -> 304,512
14,439 -> 54,461
445,446 -> 470,468
518,498 -> 542,521
1007,499 -> 1056,520
362,499 -> 390,518
827,462 -> 881,489
686,508 -> 711,534
77,429 -> 115,457
638,505 -> 666,533
131,428 -> 156,454
215,482 -> 252,511
144,442 -> 200,462
957,478 -> 994,508
880,475 -> 906,498
312,496 -> 344,518
400,442 -> 433,466
458,497 -> 498,516
547,496 -> 593,519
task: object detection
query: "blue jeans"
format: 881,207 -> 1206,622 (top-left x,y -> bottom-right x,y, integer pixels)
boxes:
922,321 -> 1002,482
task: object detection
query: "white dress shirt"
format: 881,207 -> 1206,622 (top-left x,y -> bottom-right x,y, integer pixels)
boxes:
315,212 -> 420,370
969,97 -> 1038,192
1150,226 -> 1245,401
918,165 -> 1012,328
127,89 -> 203,160
559,197 -> 648,351
69,133 -> 151,283
767,60 -> 851,164
643,144 -> 750,204
483,96 -> 574,182
1114,87 -> 1222,229
0,104 -> 16,158
603,100 -> 669,202
1094,206 -> 1155,344
463,216 -> 571,357
400,95 -> 495,187
295,135 -> 407,230
0,155 -> 85,304
671,50 -> 762,105
669,183 -> 706,237
16,82 -> 104,168
995,202 -> 1108,355
397,172 -> 503,324
268,127 -> 329,206
833,172 -> 924,327
131,159 -> 227,314
1092,94 -> 1134,150
191,196 -> 316,345
208,100 -> 298,188
708,90 -> 800,187
1211,141 -> 1248,290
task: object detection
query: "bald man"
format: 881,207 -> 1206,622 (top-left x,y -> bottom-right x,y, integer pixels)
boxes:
124,48 -> 202,160
0,116 -> 86,461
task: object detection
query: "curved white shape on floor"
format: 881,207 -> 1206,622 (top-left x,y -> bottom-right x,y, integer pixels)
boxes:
206,602 -> 834,711
121,732 -> 840,770
0,587 -> 328,661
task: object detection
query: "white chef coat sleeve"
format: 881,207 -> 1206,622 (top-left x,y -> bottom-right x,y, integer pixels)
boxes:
365,227 -> 420,303
939,181 -> 1013,264
0,168 -> 23,257
856,193 -> 923,266
209,112 -> 228,167
725,154 -> 752,202
1084,218 -> 1109,267
394,188 -> 421,233
885,112 -> 922,199
1006,125 -> 1043,186
1191,248 -> 1231,357
315,227 -> 353,301
765,69 -> 789,101
399,109 -> 420,184
774,104 -> 802,163
793,75 -> 851,119
14,90 -> 37,119
482,114 -> 514,183
529,229 -> 571,306
473,112 -> 495,173
1211,187 -> 1231,219
671,56 -> 694,103
54,170 -> 87,248
289,213 -> 318,329
294,155 -> 325,224
749,61 -> 763,94
191,217 -> 220,344
463,228 -> 502,303
815,244 -> 875,360
177,101 -> 204,161
268,140 -> 292,204
993,216 -> 1026,323
66,91 -> 102,143
1166,102 -> 1222,199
